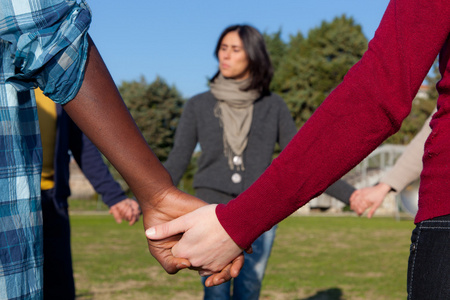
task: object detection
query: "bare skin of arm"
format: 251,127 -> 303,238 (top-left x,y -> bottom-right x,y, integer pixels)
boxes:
63,36 -> 243,282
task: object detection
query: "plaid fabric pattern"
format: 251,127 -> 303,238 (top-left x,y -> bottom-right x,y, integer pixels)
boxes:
0,1 -> 91,299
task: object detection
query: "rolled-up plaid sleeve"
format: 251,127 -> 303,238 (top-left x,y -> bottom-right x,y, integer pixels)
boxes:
0,2 -> 92,297
1,0 -> 92,104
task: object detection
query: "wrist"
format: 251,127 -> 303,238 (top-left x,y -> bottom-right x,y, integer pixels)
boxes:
377,182 -> 394,194
137,184 -> 177,213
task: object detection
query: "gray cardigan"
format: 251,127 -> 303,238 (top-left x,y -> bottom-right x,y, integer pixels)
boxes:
164,91 -> 354,203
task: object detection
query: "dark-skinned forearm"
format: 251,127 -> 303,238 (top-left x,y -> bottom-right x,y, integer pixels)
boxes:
63,35 -> 172,213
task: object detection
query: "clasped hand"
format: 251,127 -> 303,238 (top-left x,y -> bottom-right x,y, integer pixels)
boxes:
142,188 -> 245,286
350,183 -> 392,218
109,198 -> 141,225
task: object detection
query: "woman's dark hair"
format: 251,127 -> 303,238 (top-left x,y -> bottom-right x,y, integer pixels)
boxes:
211,24 -> 274,96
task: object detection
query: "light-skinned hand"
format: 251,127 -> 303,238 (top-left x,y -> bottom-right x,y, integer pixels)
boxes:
146,204 -> 243,276
109,198 -> 141,225
141,188 -> 245,284
350,182 -> 392,218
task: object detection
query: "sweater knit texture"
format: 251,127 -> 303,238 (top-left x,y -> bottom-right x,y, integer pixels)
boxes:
165,91 -> 299,198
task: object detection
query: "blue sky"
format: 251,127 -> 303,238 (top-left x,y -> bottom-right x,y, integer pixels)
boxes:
87,1 -> 390,98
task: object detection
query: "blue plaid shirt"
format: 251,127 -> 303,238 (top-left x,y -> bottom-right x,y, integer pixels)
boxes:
0,1 -> 91,299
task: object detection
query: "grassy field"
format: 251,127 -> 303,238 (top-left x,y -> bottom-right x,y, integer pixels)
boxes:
69,200 -> 414,300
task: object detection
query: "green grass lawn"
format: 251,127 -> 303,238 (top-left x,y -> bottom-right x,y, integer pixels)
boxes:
70,209 -> 414,300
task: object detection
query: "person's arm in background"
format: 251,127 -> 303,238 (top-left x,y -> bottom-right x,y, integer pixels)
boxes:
164,98 -> 199,186
67,112 -> 140,225
147,0 -> 450,273
324,180 -> 355,206
350,109 -> 434,217
277,96 -> 355,205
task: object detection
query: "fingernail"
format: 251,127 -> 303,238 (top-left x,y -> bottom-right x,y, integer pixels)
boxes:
146,228 -> 155,237
176,262 -> 188,269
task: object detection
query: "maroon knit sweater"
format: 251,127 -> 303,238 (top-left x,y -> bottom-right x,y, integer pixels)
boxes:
216,0 -> 450,249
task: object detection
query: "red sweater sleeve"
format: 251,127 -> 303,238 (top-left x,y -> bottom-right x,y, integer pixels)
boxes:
216,0 -> 450,249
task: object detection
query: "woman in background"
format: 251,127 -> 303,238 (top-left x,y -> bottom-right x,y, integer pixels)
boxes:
164,24 -> 354,299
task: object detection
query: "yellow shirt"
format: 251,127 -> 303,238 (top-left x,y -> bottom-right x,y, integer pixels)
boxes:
35,88 -> 57,190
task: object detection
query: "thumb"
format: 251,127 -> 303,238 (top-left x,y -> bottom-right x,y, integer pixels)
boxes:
145,216 -> 188,240
109,208 -> 123,224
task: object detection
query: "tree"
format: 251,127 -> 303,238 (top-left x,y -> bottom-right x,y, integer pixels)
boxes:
263,29 -> 287,93
103,76 -> 184,188
119,76 -> 185,162
272,15 -> 368,128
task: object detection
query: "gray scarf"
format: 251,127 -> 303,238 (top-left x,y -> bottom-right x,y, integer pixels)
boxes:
210,74 -> 260,170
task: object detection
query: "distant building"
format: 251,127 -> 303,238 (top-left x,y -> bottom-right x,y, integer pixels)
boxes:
416,84 -> 430,99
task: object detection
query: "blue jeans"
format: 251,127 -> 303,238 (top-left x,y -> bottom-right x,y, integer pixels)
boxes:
201,226 -> 277,300
407,214 -> 450,299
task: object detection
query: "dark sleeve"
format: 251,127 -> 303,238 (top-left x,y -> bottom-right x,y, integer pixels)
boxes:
164,98 -> 199,186
323,180 -> 355,205
276,95 -> 298,149
67,114 -> 126,207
